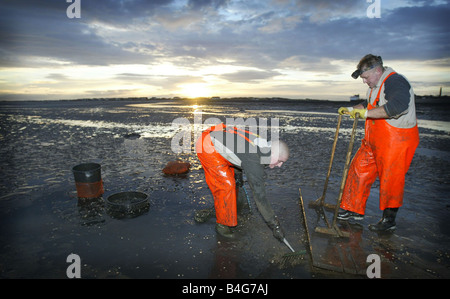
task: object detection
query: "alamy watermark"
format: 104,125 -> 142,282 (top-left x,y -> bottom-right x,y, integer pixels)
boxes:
65,252 -> 381,278
65,0 -> 380,20
64,1 -> 380,20
366,253 -> 381,278
66,0 -> 81,19
366,0 -> 381,18
170,111 -> 279,164
66,253 -> 81,278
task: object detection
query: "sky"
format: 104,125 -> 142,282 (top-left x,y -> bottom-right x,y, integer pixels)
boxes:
0,0 -> 449,101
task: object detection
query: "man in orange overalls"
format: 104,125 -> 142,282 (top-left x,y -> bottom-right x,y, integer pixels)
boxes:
337,54 -> 419,232
195,123 -> 289,240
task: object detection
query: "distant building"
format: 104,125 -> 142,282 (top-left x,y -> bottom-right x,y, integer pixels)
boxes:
350,94 -> 360,101
211,96 -> 220,100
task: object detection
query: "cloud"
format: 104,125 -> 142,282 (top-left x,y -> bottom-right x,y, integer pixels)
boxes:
293,0 -> 366,22
0,1 -> 151,67
2,0 -> 448,67
46,73 -> 70,81
277,56 -> 344,74
0,0 -> 448,100
187,0 -> 229,10
220,70 -> 282,83
80,0 -> 175,24
252,3 -> 450,64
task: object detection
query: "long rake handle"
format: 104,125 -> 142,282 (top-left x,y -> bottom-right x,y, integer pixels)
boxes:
311,114 -> 342,206
331,113 -> 360,227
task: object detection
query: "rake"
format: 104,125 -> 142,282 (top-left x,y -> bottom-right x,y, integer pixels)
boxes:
309,114 -> 342,211
313,113 -> 360,238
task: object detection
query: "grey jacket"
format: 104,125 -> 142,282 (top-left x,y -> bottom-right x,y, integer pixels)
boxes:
209,127 -> 276,224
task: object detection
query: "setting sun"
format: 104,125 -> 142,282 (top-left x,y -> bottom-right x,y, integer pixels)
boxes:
178,83 -> 212,98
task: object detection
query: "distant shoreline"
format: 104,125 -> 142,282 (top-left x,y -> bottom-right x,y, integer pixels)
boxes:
0,95 -> 448,106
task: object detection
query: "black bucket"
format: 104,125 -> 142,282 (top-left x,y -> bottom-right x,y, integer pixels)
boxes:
72,163 -> 104,199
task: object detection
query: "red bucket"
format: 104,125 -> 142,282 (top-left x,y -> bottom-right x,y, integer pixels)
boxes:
72,163 -> 104,199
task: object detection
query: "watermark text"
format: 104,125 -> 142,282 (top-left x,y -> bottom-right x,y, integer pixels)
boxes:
170,111 -> 279,164
66,253 -> 81,278
366,0 -> 381,18
366,253 -> 381,278
66,0 -> 81,19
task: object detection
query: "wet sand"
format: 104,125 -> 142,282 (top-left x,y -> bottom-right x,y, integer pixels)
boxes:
0,97 -> 449,279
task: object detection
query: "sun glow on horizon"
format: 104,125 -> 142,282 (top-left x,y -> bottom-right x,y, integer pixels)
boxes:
178,83 -> 213,98
1,58 -> 449,101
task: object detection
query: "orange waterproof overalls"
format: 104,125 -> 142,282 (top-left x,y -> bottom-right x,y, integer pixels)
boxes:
196,123 -> 258,227
340,72 -> 420,214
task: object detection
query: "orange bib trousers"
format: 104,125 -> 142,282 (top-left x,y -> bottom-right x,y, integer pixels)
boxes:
341,119 -> 419,215
196,124 -> 238,227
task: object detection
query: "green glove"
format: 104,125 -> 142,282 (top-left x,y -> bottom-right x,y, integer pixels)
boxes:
350,108 -> 368,119
338,107 -> 352,115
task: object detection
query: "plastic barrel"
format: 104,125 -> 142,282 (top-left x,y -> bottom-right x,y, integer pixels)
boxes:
72,163 -> 104,199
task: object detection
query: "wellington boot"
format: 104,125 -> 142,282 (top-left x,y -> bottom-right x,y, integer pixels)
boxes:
369,208 -> 398,232
215,223 -> 235,239
337,209 -> 364,221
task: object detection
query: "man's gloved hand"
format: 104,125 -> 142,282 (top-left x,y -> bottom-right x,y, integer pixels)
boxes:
338,107 -> 353,115
272,225 -> 285,243
350,108 -> 368,119
268,217 -> 285,243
